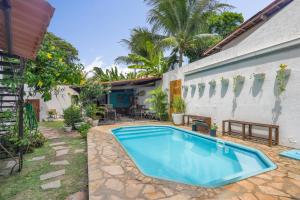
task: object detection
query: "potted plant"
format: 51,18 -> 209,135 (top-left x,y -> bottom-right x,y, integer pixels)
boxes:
210,123 -> 218,137
145,87 -> 168,121
171,96 -> 186,125
85,104 -> 99,126
63,105 -> 82,132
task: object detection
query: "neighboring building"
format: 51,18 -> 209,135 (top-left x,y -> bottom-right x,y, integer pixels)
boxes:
25,85 -> 79,121
162,0 -> 300,148
101,77 -> 161,115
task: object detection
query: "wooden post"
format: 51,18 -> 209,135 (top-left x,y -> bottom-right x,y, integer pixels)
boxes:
242,124 -> 246,140
18,58 -> 26,172
268,127 -> 273,147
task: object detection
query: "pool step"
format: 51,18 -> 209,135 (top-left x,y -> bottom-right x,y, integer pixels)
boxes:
117,131 -> 173,141
114,128 -> 169,136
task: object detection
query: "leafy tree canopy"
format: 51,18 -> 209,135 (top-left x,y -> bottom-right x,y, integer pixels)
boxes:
207,11 -> 244,38
25,32 -> 84,101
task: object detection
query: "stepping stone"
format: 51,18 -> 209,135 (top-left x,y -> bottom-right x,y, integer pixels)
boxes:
29,156 -> 45,161
48,136 -> 61,140
56,149 -> 69,157
75,149 -> 84,154
49,142 -> 66,147
5,161 -> 17,169
41,180 -> 61,190
50,160 -> 70,166
52,146 -> 69,151
40,169 -> 65,180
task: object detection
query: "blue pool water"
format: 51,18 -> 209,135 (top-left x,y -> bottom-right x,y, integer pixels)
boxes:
112,126 -> 276,187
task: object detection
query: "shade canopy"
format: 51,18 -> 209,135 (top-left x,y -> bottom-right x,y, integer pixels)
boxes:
0,0 -> 54,59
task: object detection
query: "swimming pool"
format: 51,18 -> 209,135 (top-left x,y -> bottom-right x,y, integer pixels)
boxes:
112,125 -> 276,188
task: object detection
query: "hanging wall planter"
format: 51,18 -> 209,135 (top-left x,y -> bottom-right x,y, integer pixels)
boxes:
209,80 -> 216,88
276,64 -> 291,95
233,75 -> 245,94
198,83 -> 205,97
182,85 -> 189,91
221,77 -> 229,86
253,73 -> 266,81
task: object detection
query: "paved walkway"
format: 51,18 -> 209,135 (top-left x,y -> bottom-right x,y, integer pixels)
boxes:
88,121 -> 300,200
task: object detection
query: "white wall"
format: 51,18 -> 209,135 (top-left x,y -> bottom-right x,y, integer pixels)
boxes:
25,85 -> 78,121
163,1 -> 300,148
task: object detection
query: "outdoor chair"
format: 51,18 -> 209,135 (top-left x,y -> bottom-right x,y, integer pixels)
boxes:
104,104 -> 117,121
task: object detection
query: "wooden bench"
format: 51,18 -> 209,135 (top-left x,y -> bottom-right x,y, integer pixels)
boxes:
184,115 -> 211,134
222,120 -> 279,147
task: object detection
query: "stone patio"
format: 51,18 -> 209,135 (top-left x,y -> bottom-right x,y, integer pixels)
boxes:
87,121 -> 300,200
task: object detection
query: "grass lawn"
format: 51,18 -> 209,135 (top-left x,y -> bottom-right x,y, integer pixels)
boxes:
0,121 -> 87,200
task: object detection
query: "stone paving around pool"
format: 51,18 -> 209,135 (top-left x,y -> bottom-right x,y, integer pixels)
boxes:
87,121 -> 300,200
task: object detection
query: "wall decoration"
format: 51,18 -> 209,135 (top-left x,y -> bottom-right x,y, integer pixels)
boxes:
221,77 -> 229,86
253,73 -> 266,81
276,64 -> 291,95
209,80 -> 216,87
198,83 -> 205,98
233,75 -> 245,95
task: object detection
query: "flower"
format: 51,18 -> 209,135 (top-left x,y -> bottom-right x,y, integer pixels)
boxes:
47,53 -> 52,59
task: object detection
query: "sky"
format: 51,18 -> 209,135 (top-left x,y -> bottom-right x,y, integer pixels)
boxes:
47,0 -> 274,73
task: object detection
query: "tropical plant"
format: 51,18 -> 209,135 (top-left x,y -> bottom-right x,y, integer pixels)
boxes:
91,66 -> 126,82
172,96 -> 186,114
25,32 -> 84,101
79,82 -> 110,107
84,104 -> 103,120
145,0 -> 232,67
63,105 -> 82,128
116,41 -> 169,77
146,87 -> 168,120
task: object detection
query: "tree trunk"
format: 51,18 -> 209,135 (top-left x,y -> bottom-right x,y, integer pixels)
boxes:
179,50 -> 183,67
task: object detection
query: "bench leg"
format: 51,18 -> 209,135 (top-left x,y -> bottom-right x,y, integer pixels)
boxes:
275,128 -> 279,145
268,127 -> 273,147
228,122 -> 232,135
242,124 -> 246,140
249,125 -> 252,139
222,121 -> 225,136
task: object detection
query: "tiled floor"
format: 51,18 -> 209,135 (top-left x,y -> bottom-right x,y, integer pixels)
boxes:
87,121 -> 300,200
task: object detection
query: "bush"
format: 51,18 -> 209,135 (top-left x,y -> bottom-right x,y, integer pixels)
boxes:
146,87 -> 168,121
63,105 -> 82,128
78,123 -> 92,138
172,96 -> 186,113
84,104 -> 97,119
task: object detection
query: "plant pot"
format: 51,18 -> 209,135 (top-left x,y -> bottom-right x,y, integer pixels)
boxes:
74,122 -> 83,130
64,126 -> 72,133
210,129 -> 217,137
92,119 -> 99,127
172,113 -> 184,125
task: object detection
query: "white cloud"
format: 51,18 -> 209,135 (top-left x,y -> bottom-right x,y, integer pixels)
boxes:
84,56 -> 132,77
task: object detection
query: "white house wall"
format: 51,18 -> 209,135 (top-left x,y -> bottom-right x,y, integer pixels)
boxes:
162,1 -> 300,148
25,85 -> 78,121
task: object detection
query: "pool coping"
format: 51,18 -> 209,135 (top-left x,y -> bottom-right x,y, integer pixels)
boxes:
110,125 -> 277,188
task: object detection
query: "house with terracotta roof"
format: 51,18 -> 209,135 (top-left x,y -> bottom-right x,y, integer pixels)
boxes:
162,0 -> 300,148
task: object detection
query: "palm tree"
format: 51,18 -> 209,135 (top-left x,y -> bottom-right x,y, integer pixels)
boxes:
145,0 -> 231,67
115,41 -> 169,77
91,66 -> 126,82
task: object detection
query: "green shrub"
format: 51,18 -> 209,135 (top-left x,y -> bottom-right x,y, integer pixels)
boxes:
172,96 -> 186,113
78,123 -> 92,138
84,104 -> 97,119
146,87 -> 168,121
63,105 -> 82,128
